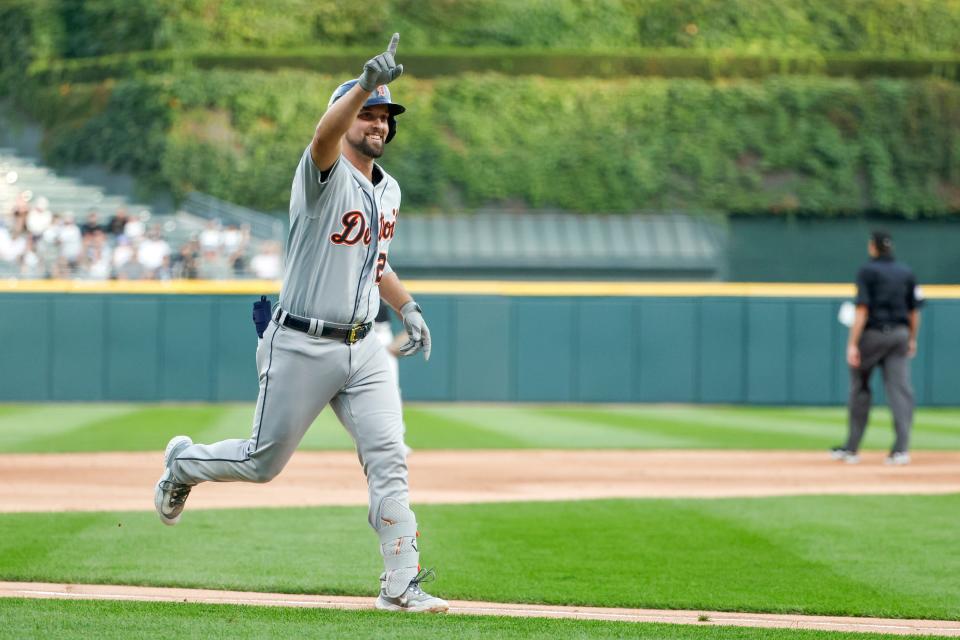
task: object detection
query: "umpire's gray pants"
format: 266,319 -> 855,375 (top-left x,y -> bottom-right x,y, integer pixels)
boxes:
845,326 -> 914,454
171,319 -> 408,529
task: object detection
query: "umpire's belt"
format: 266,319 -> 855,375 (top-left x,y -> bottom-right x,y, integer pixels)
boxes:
273,308 -> 372,344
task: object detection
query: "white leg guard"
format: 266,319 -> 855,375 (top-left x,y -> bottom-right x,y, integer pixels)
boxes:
377,497 -> 420,598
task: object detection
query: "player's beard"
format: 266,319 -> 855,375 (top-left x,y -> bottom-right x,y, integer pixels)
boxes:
348,133 -> 384,159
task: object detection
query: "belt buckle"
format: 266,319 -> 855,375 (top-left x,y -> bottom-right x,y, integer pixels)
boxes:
346,324 -> 360,345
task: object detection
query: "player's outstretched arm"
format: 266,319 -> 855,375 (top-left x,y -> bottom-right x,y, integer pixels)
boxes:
311,33 -> 404,172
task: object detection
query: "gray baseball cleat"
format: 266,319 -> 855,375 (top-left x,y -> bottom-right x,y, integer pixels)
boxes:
154,435 -> 194,526
885,451 -> 911,466
375,568 -> 449,613
829,446 -> 859,464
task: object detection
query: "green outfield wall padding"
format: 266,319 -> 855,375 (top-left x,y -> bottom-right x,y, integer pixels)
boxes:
4,292 -> 958,405
577,300 -> 634,403
639,300 -> 699,402
52,296 -> 105,401
745,301 -> 790,404
453,298 -> 512,402
215,297 -> 258,401
790,302 -> 835,404
402,298 -> 456,402
107,298 -> 160,401
161,299 -> 216,400
930,302 -> 960,405
3,296 -> 52,401
698,299 -> 745,403
514,300 -> 576,402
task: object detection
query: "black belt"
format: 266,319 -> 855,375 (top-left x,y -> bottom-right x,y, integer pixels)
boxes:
868,323 -> 907,333
275,309 -> 372,344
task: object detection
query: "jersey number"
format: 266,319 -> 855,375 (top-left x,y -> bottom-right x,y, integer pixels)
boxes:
375,252 -> 387,284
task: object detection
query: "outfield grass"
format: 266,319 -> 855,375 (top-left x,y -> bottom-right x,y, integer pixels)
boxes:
0,404 -> 958,453
1,496 -> 957,620
1,599 -> 945,640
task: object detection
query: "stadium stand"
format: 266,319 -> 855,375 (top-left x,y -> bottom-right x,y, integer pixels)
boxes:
0,147 -> 285,280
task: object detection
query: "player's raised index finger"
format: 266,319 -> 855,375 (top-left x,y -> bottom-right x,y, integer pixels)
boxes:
387,33 -> 399,56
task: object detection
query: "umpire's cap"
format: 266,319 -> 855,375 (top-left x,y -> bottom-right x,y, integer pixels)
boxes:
328,79 -> 405,144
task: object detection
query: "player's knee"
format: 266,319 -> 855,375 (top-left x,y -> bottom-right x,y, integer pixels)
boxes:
250,459 -> 284,483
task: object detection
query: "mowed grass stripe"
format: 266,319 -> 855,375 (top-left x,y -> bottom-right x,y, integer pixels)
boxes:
1,404 -> 958,453
400,407 -> 531,449
534,407 -> 830,449
44,406 -> 232,453
591,405 -> 960,450
0,405 -> 136,451
694,498 -> 960,616
0,406 -> 31,419
416,405 -> 695,448
0,599 -> 938,640
642,407 -> 891,447
703,406 -> 960,437
0,496 -> 957,620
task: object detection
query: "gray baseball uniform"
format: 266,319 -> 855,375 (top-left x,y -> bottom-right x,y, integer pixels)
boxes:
169,146 -> 420,597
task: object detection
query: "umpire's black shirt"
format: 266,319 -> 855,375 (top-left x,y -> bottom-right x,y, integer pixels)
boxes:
854,256 -> 922,330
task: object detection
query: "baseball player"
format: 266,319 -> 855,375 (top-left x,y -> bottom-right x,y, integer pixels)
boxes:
154,34 -> 448,613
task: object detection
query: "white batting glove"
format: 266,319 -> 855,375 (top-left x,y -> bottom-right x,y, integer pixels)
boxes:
399,300 -> 431,361
358,33 -> 403,92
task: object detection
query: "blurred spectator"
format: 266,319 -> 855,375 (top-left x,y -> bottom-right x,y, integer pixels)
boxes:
4,228 -> 27,264
223,222 -> 251,276
197,247 -> 231,279
81,228 -> 111,266
81,210 -> 102,236
0,223 -> 12,263
173,238 -> 200,279
106,207 -> 129,236
59,213 -> 83,266
26,196 -> 52,238
9,193 -> 29,235
112,236 -> 135,271
49,255 -> 72,279
124,210 -> 148,240
230,250 -> 248,277
138,224 -> 172,277
83,243 -> 112,280
40,213 -> 63,250
18,235 -> 42,277
155,255 -> 174,281
250,240 -> 283,279
222,223 -> 247,254
115,244 -> 146,280
199,219 -> 223,252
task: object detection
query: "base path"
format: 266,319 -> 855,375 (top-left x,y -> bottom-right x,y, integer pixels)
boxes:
2,450 -> 959,513
2,582 -> 958,636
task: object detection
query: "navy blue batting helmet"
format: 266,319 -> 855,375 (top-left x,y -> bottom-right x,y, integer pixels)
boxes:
328,79 -> 406,144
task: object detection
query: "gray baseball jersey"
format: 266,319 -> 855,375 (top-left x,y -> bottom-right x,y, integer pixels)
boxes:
167,145 -> 421,598
281,147 -> 399,324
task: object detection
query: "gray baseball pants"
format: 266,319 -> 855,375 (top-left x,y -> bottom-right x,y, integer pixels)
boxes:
845,325 -> 914,454
169,318 -> 408,529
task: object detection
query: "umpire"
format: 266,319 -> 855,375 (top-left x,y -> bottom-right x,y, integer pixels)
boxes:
832,230 -> 923,465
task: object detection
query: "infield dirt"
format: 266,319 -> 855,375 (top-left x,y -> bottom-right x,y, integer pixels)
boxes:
1,449 -> 958,513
